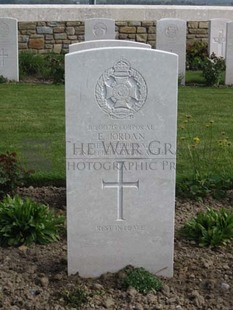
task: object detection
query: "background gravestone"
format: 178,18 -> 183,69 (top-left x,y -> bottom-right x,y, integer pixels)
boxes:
225,22 -> 233,85
85,18 -> 115,41
69,40 -> 151,53
66,47 -> 178,278
208,18 -> 231,58
0,17 -> 18,81
156,18 -> 186,85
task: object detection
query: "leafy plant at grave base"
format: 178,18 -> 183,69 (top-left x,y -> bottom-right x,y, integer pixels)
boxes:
44,53 -> 65,84
122,267 -> 162,294
0,195 -> 64,247
0,152 -> 31,198
19,51 -> 65,83
202,53 -> 226,86
186,41 -> 208,71
178,207 -> 233,248
0,75 -> 8,84
62,287 -> 88,309
19,51 -> 47,77
177,115 -> 233,200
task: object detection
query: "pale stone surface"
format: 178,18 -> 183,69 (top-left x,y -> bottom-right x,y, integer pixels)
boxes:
2,5 -> 233,22
225,22 -> 233,85
156,18 -> 186,85
69,39 -> 151,53
65,47 -> 178,278
208,18 -> 231,57
0,17 -> 18,81
85,18 -> 115,41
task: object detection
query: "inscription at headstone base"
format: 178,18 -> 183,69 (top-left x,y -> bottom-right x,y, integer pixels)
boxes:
0,18 -> 19,81
225,22 -> 233,85
208,18 -> 231,58
156,18 -> 186,85
69,40 -> 151,53
85,18 -> 115,41
66,47 -> 178,278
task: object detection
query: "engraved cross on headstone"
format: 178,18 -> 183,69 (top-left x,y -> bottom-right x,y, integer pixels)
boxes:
213,30 -> 226,56
0,48 -> 8,66
102,161 -> 139,221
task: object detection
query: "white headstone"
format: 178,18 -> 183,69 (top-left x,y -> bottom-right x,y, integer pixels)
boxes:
0,17 -> 18,81
66,47 -> 178,278
69,40 -> 151,53
156,18 -> 186,85
85,18 -> 115,41
208,18 -> 231,58
225,22 -> 233,85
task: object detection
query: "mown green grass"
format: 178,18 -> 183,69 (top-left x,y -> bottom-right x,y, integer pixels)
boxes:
0,83 -> 65,185
0,83 -> 232,185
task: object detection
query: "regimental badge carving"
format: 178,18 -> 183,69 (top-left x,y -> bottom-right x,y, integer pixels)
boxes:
165,24 -> 179,38
95,59 -> 148,119
0,22 -> 9,39
93,22 -> 107,38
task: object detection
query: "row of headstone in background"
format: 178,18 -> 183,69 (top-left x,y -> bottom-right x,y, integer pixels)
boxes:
0,16 -> 232,84
0,17 -> 18,81
208,18 -> 233,85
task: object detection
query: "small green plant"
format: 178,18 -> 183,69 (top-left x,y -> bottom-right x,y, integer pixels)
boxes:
62,288 -> 88,309
186,41 -> 208,71
19,51 -> 64,83
0,152 -> 31,198
19,51 -> 47,77
44,54 -> 64,84
179,207 -> 233,248
0,75 -> 8,84
122,267 -> 162,294
202,53 -> 226,86
177,116 -> 233,200
0,195 -> 64,247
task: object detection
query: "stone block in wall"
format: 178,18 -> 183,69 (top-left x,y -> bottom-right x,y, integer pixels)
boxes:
75,26 -> 84,34
128,21 -> 141,26
118,34 -> 128,39
148,26 -> 155,34
47,22 -> 58,27
37,22 -> 46,26
45,44 -> 53,49
21,30 -> 36,35
136,34 -> 147,42
18,35 -> 29,43
189,29 -> 207,34
137,27 -> 147,34
199,21 -> 208,29
119,26 -> 136,34
19,22 -> 37,30
54,27 -> 65,33
141,21 -> 154,27
66,21 -> 82,27
188,21 -> 199,29
45,35 -> 54,40
18,43 -> 28,49
66,27 -> 75,35
54,33 -> 67,40
53,44 -> 62,54
116,21 -> 127,26
37,27 -> 53,34
68,35 -> 77,40
128,34 -> 136,39
38,49 -> 52,54
148,34 -> 155,41
29,35 -> 44,49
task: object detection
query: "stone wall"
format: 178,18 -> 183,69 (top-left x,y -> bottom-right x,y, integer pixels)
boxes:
18,20 -> 209,54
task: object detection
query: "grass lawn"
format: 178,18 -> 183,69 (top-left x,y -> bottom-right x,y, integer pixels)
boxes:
0,83 -> 232,185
